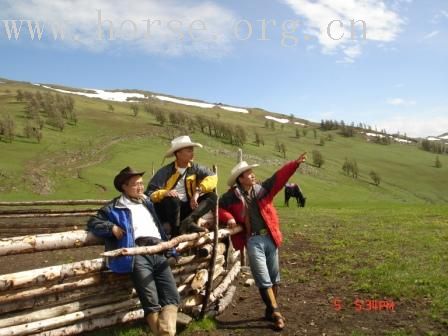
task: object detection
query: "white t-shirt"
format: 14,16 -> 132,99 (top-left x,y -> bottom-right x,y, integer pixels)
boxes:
174,167 -> 188,202
118,195 -> 161,240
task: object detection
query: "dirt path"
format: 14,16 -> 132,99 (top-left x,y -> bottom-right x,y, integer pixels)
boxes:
193,234 -> 446,336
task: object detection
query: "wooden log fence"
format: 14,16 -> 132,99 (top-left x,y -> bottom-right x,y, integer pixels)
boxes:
0,200 -> 108,237
0,200 -> 109,206
0,218 -> 243,335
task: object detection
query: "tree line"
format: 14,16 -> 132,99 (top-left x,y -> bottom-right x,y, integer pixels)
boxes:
140,103 -> 248,146
421,139 -> 446,155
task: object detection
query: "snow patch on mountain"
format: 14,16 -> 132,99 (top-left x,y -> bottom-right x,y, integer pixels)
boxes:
265,116 -> 289,124
38,84 -> 250,113
38,85 -> 146,102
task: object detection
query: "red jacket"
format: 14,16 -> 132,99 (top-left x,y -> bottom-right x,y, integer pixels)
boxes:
219,160 -> 300,251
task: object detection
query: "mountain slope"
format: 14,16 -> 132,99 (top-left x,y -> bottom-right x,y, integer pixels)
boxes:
0,79 -> 447,205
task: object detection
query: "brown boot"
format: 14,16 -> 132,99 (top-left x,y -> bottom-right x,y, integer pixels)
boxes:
260,287 -> 286,331
146,312 -> 159,335
158,304 -> 178,336
179,216 -> 206,234
272,310 -> 286,331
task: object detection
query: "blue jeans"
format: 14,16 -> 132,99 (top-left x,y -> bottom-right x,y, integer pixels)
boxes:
246,234 -> 280,288
130,254 -> 180,315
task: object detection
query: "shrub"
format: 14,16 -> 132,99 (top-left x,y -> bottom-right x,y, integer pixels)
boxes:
312,150 -> 324,168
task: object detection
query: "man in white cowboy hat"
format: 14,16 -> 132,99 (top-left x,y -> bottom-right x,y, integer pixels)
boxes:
87,166 -> 180,336
146,135 -> 217,236
219,152 -> 307,331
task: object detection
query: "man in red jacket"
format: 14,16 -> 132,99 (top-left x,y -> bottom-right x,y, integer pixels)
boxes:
219,152 -> 307,331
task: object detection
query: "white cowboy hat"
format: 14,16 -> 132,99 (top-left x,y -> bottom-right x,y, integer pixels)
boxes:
165,135 -> 203,158
227,161 -> 259,187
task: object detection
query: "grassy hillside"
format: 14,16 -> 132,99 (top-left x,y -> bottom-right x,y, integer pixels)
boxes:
0,79 -> 446,205
1,79 -> 447,335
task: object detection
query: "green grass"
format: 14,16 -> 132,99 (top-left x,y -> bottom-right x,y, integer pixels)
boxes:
181,316 -> 217,334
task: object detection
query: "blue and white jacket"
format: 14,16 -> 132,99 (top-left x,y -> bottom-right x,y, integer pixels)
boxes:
87,195 -> 170,273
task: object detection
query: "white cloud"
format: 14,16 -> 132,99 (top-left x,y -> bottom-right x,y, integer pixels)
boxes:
387,98 -> 416,106
343,44 -> 362,58
282,0 -> 404,62
423,30 -> 439,39
376,114 -> 448,138
431,10 -> 448,24
2,0 -> 237,57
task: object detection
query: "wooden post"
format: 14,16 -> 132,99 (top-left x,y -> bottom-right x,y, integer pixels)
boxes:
237,148 -> 243,163
200,164 -> 219,318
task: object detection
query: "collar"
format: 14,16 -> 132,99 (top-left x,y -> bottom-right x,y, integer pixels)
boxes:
174,161 -> 192,170
116,194 -> 147,208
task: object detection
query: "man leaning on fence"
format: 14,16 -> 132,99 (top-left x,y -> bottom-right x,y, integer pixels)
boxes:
219,152 -> 307,331
146,135 -> 218,237
87,166 -> 180,336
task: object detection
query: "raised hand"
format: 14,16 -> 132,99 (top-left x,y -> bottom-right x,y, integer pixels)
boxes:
296,152 -> 307,164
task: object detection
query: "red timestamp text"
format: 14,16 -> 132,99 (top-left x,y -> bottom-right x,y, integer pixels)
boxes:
332,297 -> 396,312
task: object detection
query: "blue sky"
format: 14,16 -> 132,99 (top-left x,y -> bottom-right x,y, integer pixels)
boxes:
1,0 -> 447,137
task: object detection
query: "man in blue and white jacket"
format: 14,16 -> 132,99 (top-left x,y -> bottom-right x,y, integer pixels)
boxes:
87,166 -> 179,336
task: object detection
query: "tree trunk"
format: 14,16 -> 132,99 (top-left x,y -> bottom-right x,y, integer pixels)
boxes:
0,212 -> 95,219
0,273 -> 129,304
32,309 -> 144,336
0,200 -> 109,206
217,285 -> 236,314
0,231 -> 103,256
0,258 -> 105,291
0,290 -> 138,328
0,298 -> 141,336
209,261 -> 241,303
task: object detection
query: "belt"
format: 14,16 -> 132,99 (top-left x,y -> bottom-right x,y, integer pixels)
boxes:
135,237 -> 162,247
250,228 -> 267,236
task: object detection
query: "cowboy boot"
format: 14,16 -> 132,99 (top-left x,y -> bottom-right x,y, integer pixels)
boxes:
158,304 -> 178,336
259,287 -> 286,331
272,283 -> 279,298
146,312 -> 160,335
179,197 -> 214,234
179,216 -> 206,234
259,287 -> 274,321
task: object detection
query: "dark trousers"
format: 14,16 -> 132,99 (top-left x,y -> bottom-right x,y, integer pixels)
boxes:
154,192 -> 217,236
130,254 -> 180,316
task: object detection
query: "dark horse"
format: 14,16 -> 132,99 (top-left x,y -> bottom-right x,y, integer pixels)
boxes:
284,183 -> 306,207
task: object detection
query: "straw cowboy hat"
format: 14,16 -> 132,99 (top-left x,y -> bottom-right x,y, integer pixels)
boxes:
165,135 -> 203,158
227,161 -> 259,187
113,166 -> 145,192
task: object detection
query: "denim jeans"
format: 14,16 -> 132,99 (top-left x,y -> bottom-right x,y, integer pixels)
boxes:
130,254 -> 180,315
246,234 -> 280,288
